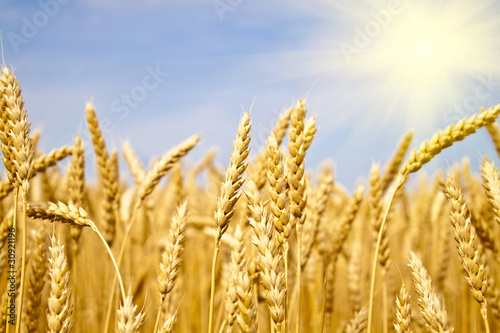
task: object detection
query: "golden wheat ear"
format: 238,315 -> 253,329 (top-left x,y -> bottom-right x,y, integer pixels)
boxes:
47,233 -> 74,333
408,251 -> 453,333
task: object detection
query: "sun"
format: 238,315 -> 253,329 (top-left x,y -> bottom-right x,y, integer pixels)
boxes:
326,0 -> 500,136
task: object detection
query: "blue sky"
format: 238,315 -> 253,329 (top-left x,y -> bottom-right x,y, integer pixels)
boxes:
1,0 -> 500,190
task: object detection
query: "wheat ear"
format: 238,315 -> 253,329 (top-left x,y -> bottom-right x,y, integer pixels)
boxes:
85,101 -> 119,246
409,251 -> 453,333
67,135 -> 85,254
401,103 -> 500,175
345,307 -> 368,333
26,201 -> 127,302
116,294 -> 145,333
153,200 -> 188,333
47,234 -> 73,333
288,100 -> 316,333
250,207 -> 285,333
24,227 -> 47,333
208,112 -> 251,333
444,176 -> 489,333
267,131 -> 290,245
394,283 -> 412,333
235,265 -> 257,333
122,141 -> 146,185
486,121 -> 500,158
0,147 -> 72,201
248,106 -> 291,190
1,65 -> 34,333
380,130 -> 413,193
481,160 -> 500,226
224,225 -> 246,333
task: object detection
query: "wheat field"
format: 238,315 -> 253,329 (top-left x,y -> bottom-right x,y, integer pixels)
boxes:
2,63 -> 500,333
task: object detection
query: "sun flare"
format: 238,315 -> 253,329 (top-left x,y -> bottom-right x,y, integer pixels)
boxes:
329,0 -> 500,136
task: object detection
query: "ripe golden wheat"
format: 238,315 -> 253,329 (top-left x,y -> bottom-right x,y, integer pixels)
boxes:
2,63 -> 500,333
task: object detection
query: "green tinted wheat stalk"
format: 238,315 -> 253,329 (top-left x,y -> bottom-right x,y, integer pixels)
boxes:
368,103 -> 500,333
208,112 -> 251,333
